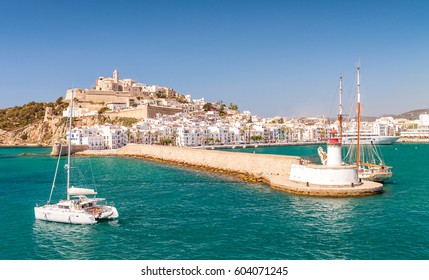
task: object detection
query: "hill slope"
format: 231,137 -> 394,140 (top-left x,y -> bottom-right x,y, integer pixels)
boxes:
0,100 -> 139,146
396,108 -> 429,120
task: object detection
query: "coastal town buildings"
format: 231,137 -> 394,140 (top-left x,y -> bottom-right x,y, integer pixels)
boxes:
64,107 -> 429,150
399,113 -> 429,138
58,70 -> 429,150
374,117 -> 395,136
67,124 -> 128,150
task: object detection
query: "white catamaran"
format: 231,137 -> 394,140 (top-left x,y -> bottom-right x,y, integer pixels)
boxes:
34,90 -> 118,224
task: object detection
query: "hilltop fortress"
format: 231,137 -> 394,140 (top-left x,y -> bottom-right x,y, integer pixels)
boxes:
65,69 -> 181,103
64,69 -> 184,119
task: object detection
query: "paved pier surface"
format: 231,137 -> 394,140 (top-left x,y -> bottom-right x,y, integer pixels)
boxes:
78,144 -> 383,197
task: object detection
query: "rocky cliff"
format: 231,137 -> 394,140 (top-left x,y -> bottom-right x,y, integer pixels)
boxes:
0,116 -> 66,146
0,114 -> 104,146
0,113 -> 136,146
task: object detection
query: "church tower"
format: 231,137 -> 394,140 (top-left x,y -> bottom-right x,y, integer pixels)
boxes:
113,69 -> 119,84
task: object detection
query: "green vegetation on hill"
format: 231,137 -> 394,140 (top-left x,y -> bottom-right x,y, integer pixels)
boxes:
98,116 -> 139,127
0,98 -> 68,131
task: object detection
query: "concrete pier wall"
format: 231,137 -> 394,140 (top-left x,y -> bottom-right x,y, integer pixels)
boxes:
78,144 -> 383,197
83,144 -> 300,178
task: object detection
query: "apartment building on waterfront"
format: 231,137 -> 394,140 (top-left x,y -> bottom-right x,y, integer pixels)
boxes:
399,113 -> 429,138
67,124 -> 129,150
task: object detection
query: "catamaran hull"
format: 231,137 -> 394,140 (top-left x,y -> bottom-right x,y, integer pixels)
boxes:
34,206 -> 97,225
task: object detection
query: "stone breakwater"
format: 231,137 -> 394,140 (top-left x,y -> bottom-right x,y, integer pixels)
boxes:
51,143 -> 88,156
78,144 -> 383,197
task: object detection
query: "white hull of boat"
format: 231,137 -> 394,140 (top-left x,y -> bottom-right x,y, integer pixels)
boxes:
342,136 -> 399,145
34,205 -> 119,224
359,170 -> 392,183
360,173 -> 392,183
34,205 -> 97,225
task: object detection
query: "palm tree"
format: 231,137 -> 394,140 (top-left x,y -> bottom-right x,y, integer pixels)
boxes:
135,131 -> 142,144
171,130 -> 178,146
239,127 -> 246,143
279,126 -> 287,142
286,127 -> 293,142
125,129 -> 132,143
147,130 -> 152,145
247,124 -> 252,144
153,131 -> 160,144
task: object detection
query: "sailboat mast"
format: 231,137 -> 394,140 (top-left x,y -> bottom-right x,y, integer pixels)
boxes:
67,89 -> 74,200
356,65 -> 361,168
339,74 -> 343,145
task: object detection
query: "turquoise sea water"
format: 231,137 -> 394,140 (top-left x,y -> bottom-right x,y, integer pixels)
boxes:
0,144 -> 428,260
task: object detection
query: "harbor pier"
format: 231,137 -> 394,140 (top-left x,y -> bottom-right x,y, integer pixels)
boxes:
78,144 -> 383,197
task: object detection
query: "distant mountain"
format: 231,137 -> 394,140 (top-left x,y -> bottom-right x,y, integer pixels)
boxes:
395,108 -> 429,120
355,108 -> 429,122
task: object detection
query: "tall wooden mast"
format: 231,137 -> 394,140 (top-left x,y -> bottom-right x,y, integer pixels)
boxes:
339,74 -> 343,145
356,65 -> 361,168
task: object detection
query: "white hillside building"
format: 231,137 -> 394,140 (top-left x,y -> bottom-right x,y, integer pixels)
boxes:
99,125 -> 129,149
67,127 -> 104,150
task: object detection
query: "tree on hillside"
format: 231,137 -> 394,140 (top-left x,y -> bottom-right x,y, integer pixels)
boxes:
0,101 -> 53,131
203,102 -> 212,111
218,104 -> 226,117
228,103 -> 238,111
55,97 -> 63,104
98,107 -> 110,115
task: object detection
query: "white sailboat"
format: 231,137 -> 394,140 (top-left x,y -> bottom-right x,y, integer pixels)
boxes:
344,65 -> 393,182
318,68 -> 392,183
34,90 -> 118,224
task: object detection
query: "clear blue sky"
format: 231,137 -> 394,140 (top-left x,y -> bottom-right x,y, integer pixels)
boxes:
1,0 -> 428,118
